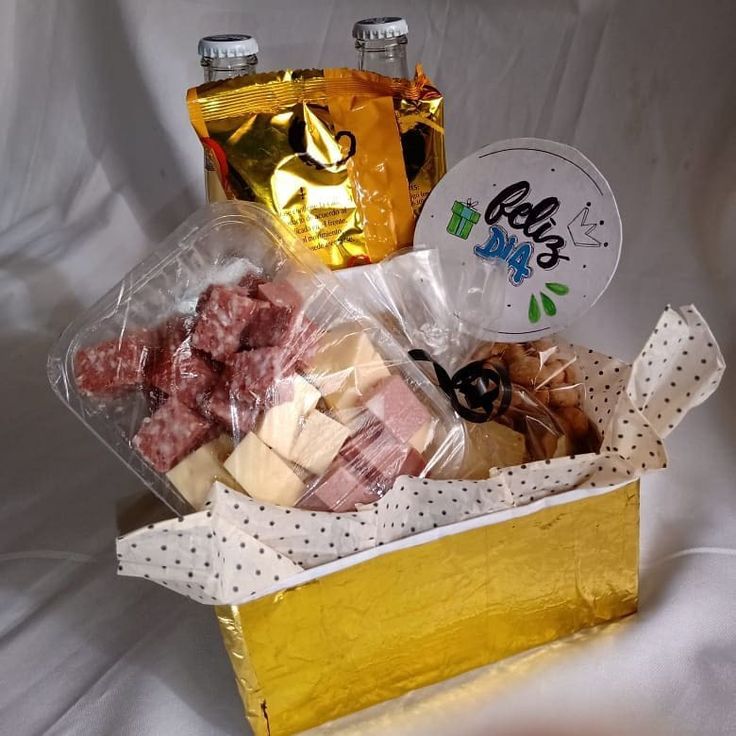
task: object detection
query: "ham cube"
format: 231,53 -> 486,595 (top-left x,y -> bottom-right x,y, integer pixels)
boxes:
396,446 -> 426,476
257,280 -> 303,311
362,375 -> 431,444
132,398 -> 214,472
191,285 -> 259,361
342,423 -> 427,481
299,458 -> 380,512
150,339 -> 218,409
75,331 -> 157,396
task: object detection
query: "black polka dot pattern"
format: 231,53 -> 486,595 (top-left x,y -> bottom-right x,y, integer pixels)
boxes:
373,478 -> 514,544
624,306 -> 723,438
114,484 -> 304,605
114,308 -> 722,606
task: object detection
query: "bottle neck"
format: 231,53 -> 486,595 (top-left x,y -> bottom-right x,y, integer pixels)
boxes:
201,54 -> 258,82
355,36 -> 409,78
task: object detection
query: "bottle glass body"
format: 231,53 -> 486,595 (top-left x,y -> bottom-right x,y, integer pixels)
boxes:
201,54 -> 258,82
201,54 -> 258,201
355,36 -> 409,78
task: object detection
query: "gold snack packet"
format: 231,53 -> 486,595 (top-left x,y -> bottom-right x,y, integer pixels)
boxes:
187,67 -> 445,268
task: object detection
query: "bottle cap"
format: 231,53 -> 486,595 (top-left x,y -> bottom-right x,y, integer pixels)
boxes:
352,17 -> 408,41
198,34 -> 259,60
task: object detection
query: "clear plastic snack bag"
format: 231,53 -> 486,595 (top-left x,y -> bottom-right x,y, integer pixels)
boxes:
468,338 -> 600,462
361,247 -> 598,479
48,202 -> 465,516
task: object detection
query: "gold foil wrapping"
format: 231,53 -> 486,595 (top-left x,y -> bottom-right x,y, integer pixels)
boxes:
187,68 -> 445,269
216,482 -> 639,735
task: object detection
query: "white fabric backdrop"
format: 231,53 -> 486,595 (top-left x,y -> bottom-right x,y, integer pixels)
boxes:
1,1 -> 734,734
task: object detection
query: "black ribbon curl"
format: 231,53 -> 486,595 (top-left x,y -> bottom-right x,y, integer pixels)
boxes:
409,349 -> 513,424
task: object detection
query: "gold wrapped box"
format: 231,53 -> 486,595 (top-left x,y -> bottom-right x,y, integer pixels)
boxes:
216,481 -> 639,735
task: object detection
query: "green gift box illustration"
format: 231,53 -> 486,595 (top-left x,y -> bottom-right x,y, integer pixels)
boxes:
447,199 -> 481,239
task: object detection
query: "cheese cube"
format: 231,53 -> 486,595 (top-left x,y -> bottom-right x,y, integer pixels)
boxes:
255,375 -> 321,459
332,407 -> 378,439
289,411 -> 351,475
166,435 -> 239,510
224,433 -> 305,506
307,328 -> 391,410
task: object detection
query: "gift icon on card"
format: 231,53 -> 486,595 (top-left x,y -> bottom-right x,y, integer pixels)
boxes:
447,199 -> 481,239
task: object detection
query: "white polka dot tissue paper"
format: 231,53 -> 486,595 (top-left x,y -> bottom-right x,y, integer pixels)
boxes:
116,304 -> 724,606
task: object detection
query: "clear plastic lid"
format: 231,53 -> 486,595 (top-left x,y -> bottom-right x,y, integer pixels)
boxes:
48,203 -> 464,517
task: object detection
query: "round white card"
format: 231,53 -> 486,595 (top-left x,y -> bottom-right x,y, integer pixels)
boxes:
414,138 -> 622,341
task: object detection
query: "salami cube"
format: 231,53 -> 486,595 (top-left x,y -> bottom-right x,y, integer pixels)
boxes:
257,280 -> 303,311
191,285 -> 259,361
241,302 -> 295,349
161,313 -> 201,343
75,331 -> 157,396
132,398 -> 213,472
200,379 -> 260,439
229,347 -> 296,404
300,458 -> 379,512
150,338 -> 218,409
238,273 -> 267,296
362,375 -> 431,444
342,422 -> 426,480
195,285 -> 214,314
146,386 -> 168,414
157,317 -> 188,348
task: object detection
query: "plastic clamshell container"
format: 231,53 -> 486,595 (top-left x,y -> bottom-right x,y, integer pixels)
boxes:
48,202 -> 464,516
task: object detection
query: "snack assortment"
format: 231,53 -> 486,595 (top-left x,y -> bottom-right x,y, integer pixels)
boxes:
466,338 -> 600,468
50,202 -> 463,516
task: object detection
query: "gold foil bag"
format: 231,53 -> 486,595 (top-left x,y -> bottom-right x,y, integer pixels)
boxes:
187,67 -> 445,268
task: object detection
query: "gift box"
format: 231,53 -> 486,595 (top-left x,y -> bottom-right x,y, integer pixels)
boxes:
216,480 -> 639,735
113,303 -> 723,735
446,200 -> 481,239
